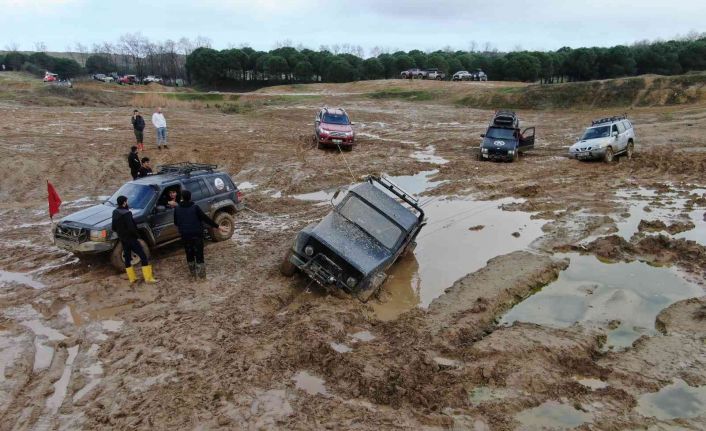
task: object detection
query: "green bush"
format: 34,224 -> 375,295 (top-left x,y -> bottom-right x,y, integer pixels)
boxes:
368,88 -> 435,101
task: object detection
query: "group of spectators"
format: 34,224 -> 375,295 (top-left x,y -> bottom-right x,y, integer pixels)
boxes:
118,106 -> 226,282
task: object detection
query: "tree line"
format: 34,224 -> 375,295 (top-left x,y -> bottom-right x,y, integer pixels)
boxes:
2,33 -> 705,86
185,37 -> 706,86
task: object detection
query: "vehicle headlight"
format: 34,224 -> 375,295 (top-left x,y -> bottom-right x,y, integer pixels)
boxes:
481,148 -> 488,153
90,229 -> 108,241
318,128 -> 329,135
508,150 -> 515,155
304,245 -> 314,256
346,277 -> 357,288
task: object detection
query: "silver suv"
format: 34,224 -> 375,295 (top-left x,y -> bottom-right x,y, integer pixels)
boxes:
569,116 -> 635,163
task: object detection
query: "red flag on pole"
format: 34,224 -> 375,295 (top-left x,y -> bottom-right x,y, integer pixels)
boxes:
47,180 -> 62,219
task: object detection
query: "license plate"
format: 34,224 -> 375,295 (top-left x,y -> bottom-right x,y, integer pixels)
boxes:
577,153 -> 591,159
333,139 -> 342,144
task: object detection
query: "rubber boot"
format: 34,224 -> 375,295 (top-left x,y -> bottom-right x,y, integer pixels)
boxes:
125,266 -> 138,284
142,265 -> 158,283
188,261 -> 197,278
195,263 -> 206,280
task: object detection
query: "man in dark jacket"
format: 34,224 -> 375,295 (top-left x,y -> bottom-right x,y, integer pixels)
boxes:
137,157 -> 153,178
131,109 -> 145,151
111,195 -> 157,284
173,189 -> 225,279
128,146 -> 141,180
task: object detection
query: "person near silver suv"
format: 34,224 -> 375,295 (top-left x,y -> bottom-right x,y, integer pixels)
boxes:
569,116 -> 636,163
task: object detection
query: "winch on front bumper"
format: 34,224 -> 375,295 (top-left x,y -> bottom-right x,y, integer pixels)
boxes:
290,252 -> 345,289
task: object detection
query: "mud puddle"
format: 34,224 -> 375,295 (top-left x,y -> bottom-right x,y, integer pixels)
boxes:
292,371 -> 329,397
373,197 -> 546,320
293,170 -> 442,202
0,270 -> 46,290
613,187 -> 706,244
411,145 -> 449,165
636,379 -> 706,420
499,253 -> 704,350
515,400 -> 592,430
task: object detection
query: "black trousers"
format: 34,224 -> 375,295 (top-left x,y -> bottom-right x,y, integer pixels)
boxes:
130,168 -> 139,180
183,236 -> 205,264
134,129 -> 144,143
122,239 -> 148,268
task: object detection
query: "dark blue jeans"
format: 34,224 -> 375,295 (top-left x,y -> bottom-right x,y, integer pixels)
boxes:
122,239 -> 148,268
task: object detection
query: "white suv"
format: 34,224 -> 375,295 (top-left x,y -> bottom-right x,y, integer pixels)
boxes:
569,116 -> 635,163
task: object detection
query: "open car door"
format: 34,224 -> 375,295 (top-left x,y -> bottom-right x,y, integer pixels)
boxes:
520,127 -> 535,151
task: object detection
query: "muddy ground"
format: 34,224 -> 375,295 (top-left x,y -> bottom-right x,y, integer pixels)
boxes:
0,73 -> 705,430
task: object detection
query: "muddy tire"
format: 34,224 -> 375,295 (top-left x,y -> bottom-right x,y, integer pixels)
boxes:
435,76 -> 442,81
511,150 -> 519,163
317,141 -> 325,150
110,239 -> 150,271
417,74 -> 424,79
625,141 -> 634,160
211,212 -> 234,242
604,147 -> 614,163
280,250 -> 297,277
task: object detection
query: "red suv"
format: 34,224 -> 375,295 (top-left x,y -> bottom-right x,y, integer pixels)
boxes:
314,107 -> 355,151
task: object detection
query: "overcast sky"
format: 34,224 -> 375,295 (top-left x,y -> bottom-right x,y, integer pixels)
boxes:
1,0 -> 704,54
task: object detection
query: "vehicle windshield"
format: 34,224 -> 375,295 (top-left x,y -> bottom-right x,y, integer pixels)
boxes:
107,183 -> 155,209
338,196 -> 403,249
581,126 -> 611,140
322,113 -> 350,125
486,127 -> 517,140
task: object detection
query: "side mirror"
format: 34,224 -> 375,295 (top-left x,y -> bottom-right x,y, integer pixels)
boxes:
332,189 -> 341,200
480,134 -> 485,138
155,205 -> 166,213
350,122 -> 356,126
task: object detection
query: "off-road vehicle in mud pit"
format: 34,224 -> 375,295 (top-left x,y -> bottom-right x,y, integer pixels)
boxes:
569,115 -> 635,163
54,163 -> 243,270
280,176 -> 426,301
479,110 -> 535,162
314,107 -> 355,150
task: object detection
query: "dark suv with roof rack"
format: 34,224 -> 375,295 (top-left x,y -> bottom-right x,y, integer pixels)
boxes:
280,175 -> 425,302
479,110 -> 535,162
53,163 -> 244,270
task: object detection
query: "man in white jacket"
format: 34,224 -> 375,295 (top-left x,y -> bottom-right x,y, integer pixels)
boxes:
151,107 -> 168,149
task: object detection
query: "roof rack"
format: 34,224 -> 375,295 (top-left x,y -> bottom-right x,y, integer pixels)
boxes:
591,114 -> 627,126
492,110 -> 518,128
157,162 -> 218,176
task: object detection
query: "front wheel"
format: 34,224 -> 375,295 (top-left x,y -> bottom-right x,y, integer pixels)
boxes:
211,212 -> 234,241
435,76 -> 442,81
604,147 -> 614,163
110,239 -> 150,271
625,141 -> 634,160
280,250 -> 296,277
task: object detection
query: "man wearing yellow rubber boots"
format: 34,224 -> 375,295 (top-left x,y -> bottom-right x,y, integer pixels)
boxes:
111,195 -> 157,284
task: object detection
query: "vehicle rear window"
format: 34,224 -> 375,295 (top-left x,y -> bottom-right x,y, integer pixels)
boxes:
322,113 -> 350,125
339,196 -> 402,249
581,126 -> 610,140
108,184 -> 155,209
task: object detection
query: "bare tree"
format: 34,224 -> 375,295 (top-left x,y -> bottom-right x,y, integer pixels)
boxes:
275,39 -> 293,48
468,41 -> 478,53
34,42 -> 47,52
5,42 -> 19,52
194,35 -> 212,49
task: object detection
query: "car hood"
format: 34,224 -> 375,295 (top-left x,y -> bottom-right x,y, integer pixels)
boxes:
310,211 -> 391,275
482,137 -> 516,148
59,204 -> 145,229
571,137 -> 612,149
320,123 -> 352,133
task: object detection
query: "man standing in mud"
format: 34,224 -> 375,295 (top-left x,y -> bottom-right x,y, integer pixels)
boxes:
131,109 -> 145,151
151,106 -> 168,150
173,189 -> 226,279
111,196 -> 157,284
128,146 -> 141,180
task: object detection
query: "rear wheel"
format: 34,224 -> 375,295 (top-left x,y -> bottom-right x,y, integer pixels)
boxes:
110,239 -> 150,271
211,212 -> 234,241
625,141 -> 634,160
435,76 -> 442,81
604,147 -> 614,163
280,250 -> 296,277
417,74 -> 424,79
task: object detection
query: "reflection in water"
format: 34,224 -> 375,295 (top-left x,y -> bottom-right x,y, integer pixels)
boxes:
637,379 -> 706,420
500,254 -> 703,350
371,255 -> 421,321
292,371 -> 329,396
515,400 -> 591,430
